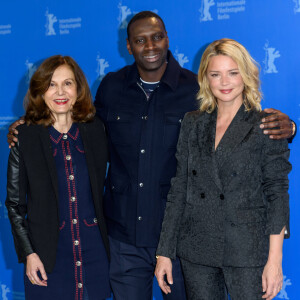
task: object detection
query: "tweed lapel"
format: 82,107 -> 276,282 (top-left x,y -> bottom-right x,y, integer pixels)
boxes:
196,110 -> 223,191
39,126 -> 59,201
197,110 -> 216,158
215,105 -> 258,171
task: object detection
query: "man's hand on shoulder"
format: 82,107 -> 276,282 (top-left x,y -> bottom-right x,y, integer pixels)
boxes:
260,108 -> 295,140
7,119 -> 25,148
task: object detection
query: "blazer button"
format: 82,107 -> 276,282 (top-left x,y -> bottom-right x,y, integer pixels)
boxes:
200,193 -> 205,198
220,194 -> 225,200
192,170 -> 197,175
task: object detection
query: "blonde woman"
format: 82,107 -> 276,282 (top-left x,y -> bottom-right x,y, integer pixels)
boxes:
155,39 -> 291,300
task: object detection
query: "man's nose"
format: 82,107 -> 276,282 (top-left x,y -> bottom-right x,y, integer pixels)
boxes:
145,39 -> 155,50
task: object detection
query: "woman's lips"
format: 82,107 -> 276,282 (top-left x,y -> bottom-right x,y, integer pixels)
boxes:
54,99 -> 69,105
220,89 -> 232,94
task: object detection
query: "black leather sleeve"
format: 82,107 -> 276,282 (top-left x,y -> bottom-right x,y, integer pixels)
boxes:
5,142 -> 34,263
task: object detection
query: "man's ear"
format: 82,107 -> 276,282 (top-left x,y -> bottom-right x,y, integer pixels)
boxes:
126,39 -> 133,55
166,32 -> 169,48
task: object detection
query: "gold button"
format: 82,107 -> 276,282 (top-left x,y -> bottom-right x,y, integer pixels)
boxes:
72,219 -> 77,224
71,196 -> 76,202
74,240 -> 79,246
66,155 -> 71,160
78,283 -> 82,288
63,134 -> 68,140
116,116 -> 120,120
76,261 -> 81,266
69,175 -> 74,180
93,218 -> 98,223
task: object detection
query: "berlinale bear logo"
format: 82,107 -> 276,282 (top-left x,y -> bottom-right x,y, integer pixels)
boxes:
263,41 -> 280,74
96,54 -> 110,81
294,0 -> 300,13
174,49 -> 189,67
45,9 -> 57,36
118,2 -> 132,29
1,284 -> 10,300
199,0 -> 215,22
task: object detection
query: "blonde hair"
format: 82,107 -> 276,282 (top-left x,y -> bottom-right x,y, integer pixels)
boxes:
197,38 -> 262,113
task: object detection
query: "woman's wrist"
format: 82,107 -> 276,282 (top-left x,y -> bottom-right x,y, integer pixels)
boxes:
26,252 -> 37,260
267,253 -> 282,264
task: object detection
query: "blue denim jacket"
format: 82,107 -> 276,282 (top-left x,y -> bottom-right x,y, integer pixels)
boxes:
94,51 -> 199,247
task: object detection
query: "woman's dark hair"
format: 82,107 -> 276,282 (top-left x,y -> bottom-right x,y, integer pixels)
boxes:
25,55 -> 95,126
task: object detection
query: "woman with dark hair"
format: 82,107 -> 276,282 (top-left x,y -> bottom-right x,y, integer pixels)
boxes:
6,55 -> 110,300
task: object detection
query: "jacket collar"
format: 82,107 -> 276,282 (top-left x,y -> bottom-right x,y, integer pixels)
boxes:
214,105 -> 260,170
195,110 -> 223,190
125,50 -> 181,92
48,123 -> 79,144
196,105 -> 261,190
39,122 -> 100,210
38,126 -> 59,201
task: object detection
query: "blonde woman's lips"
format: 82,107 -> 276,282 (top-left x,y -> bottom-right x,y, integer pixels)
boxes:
220,89 -> 232,94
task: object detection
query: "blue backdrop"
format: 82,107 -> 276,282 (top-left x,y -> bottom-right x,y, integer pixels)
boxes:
0,1 -> 299,299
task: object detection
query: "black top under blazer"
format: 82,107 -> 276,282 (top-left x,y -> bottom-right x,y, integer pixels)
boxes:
156,105 -> 291,268
6,117 -> 109,272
